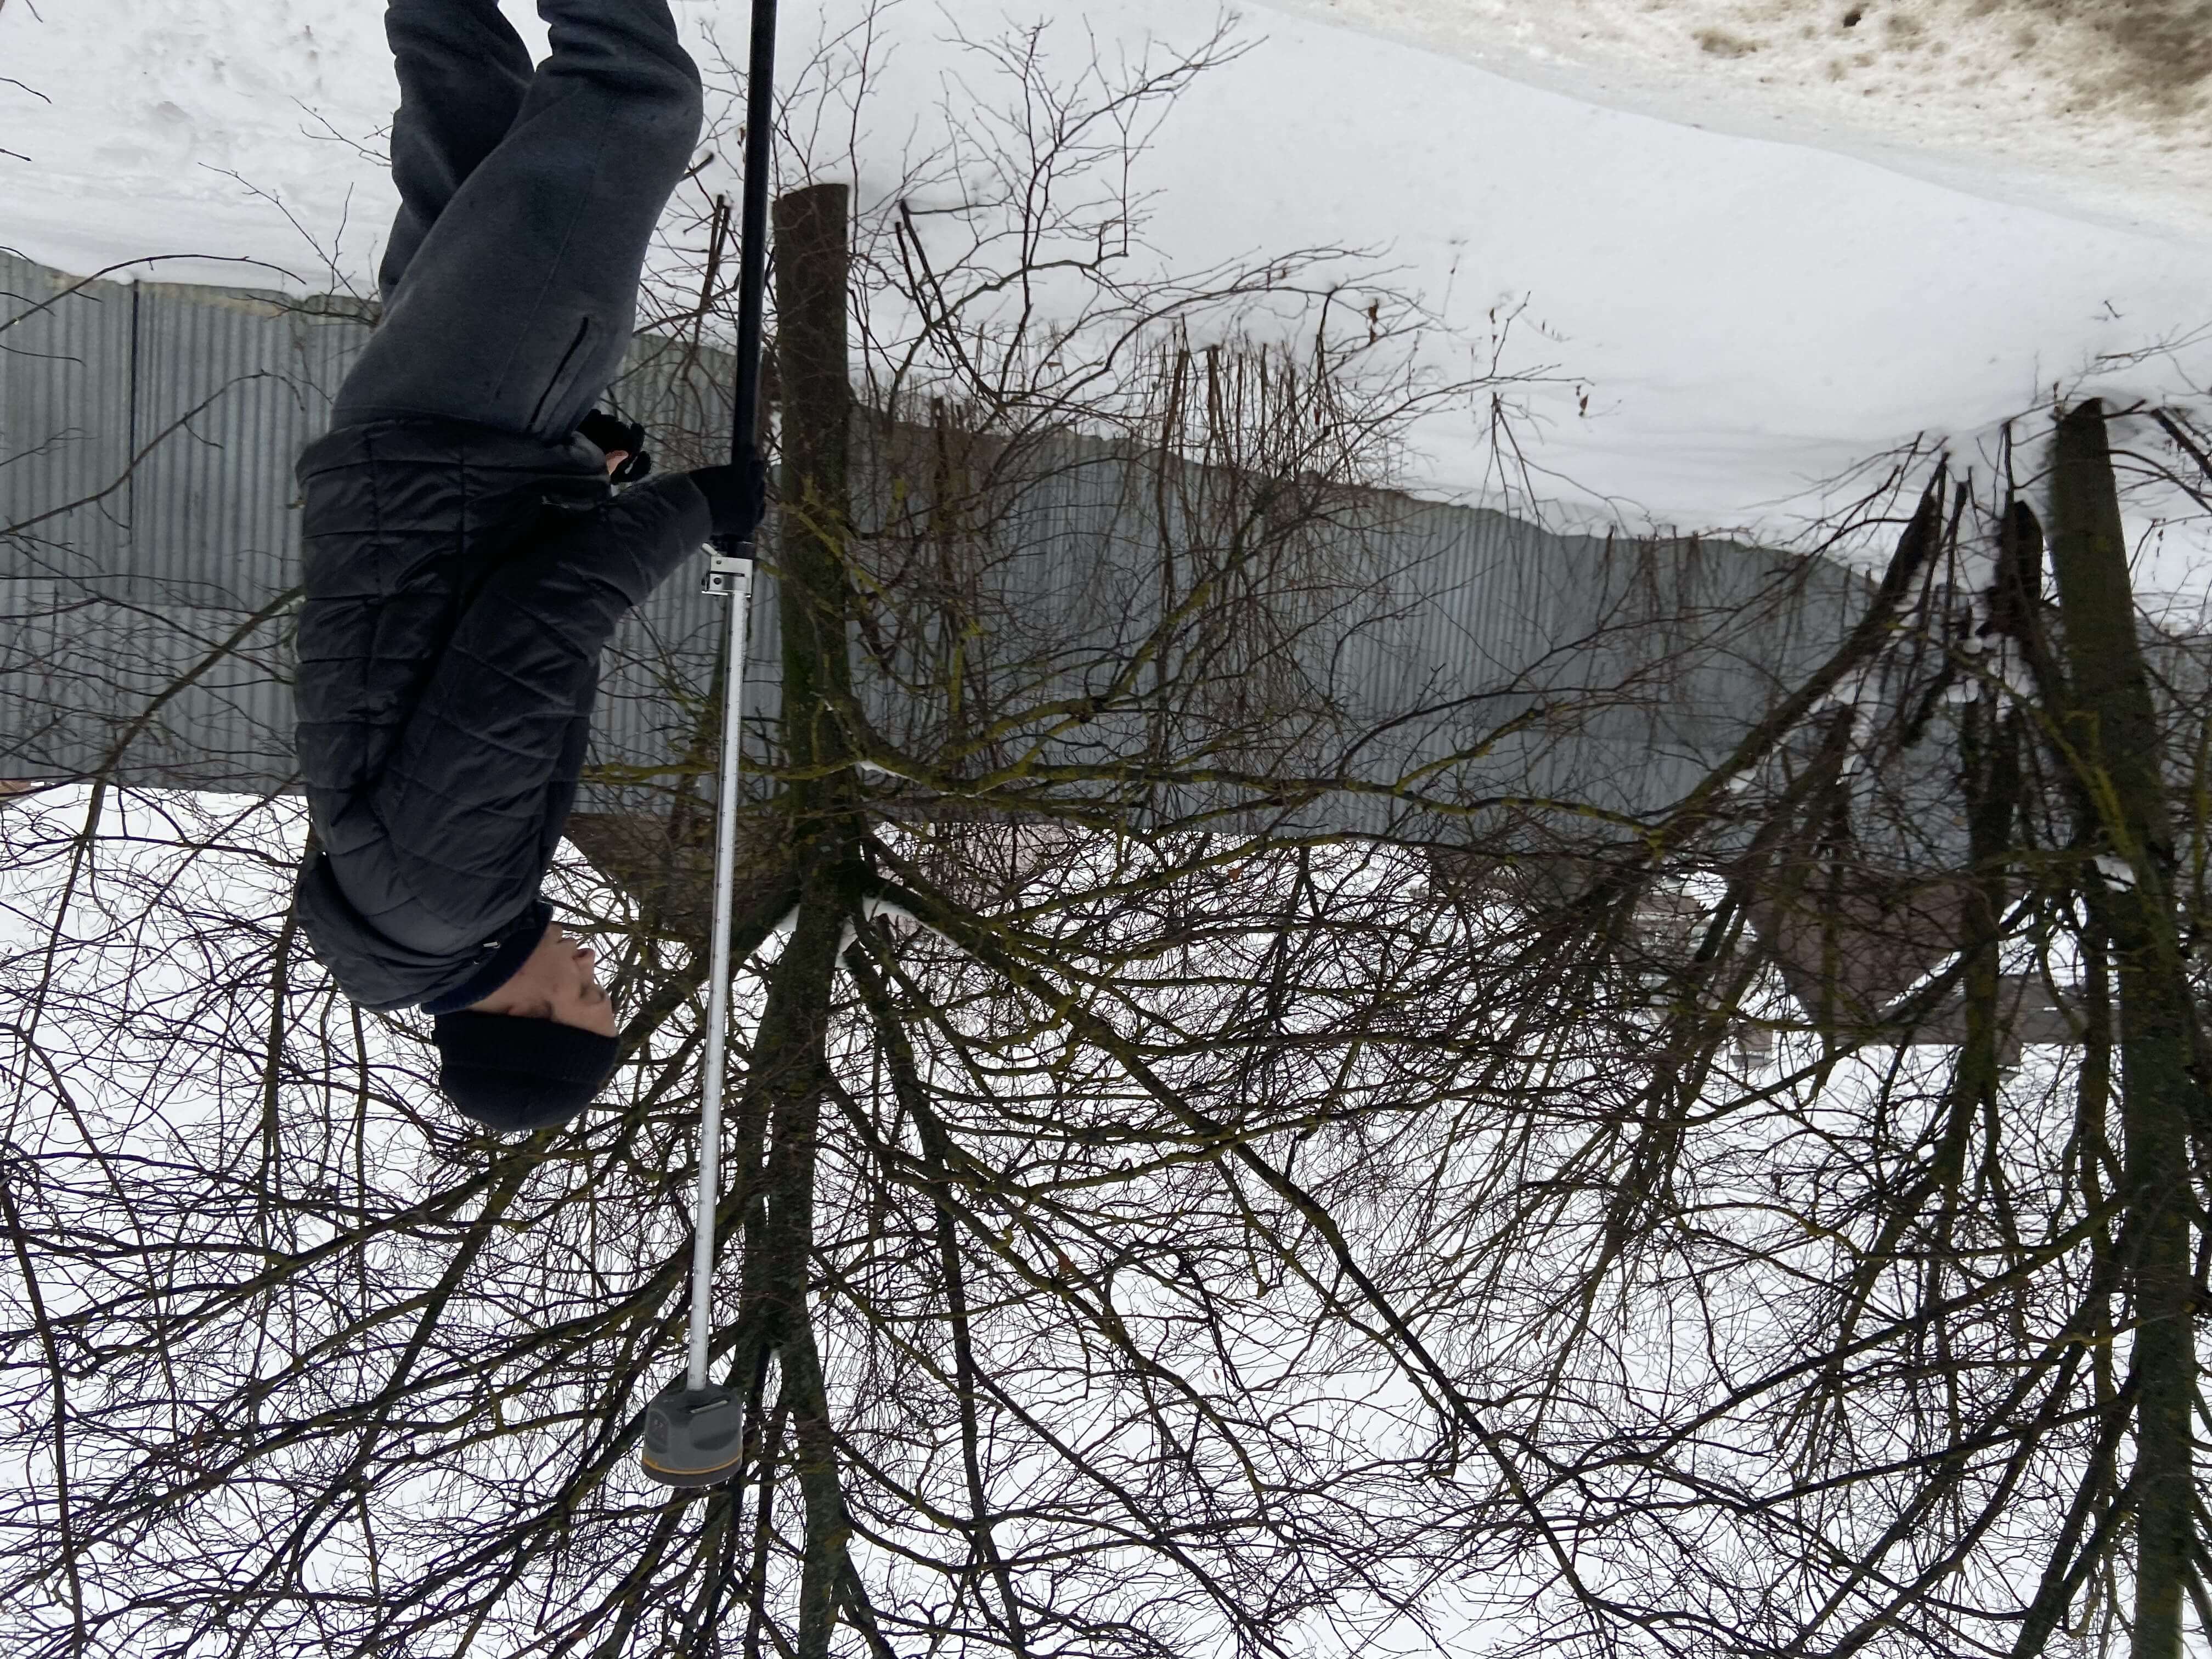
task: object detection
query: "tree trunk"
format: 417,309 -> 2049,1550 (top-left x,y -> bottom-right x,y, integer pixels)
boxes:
724,180 -> 864,1659
2046,399 -> 2199,1659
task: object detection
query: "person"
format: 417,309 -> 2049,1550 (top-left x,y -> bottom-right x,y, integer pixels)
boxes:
291,0 -> 764,1134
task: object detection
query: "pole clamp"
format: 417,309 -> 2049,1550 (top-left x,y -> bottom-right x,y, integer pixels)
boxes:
701,543 -> 757,597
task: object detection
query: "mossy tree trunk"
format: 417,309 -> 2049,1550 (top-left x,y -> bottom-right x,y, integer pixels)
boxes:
2044,399 -> 2202,1659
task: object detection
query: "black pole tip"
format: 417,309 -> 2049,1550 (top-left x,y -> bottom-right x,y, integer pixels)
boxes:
640,1379 -> 746,1490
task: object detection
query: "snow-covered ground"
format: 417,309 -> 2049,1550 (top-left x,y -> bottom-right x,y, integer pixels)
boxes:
1255,0 -> 2212,246
4,0 -> 2209,584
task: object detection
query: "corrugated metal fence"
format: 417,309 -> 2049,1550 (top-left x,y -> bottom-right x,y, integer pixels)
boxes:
2,250 -> 1931,855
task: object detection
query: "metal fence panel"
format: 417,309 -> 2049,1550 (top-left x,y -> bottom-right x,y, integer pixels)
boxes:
3,252 -> 1893,851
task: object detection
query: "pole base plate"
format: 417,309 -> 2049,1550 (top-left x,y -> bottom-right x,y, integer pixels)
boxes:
640,1379 -> 746,1489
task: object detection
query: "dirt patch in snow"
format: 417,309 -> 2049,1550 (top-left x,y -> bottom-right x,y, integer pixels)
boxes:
1689,1 -> 2212,117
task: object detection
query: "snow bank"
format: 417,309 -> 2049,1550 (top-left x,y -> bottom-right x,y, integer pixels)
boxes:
1252,0 -> 2212,246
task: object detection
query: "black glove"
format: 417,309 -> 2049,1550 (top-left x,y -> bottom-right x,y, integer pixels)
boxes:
689,453 -> 769,540
578,409 -> 652,483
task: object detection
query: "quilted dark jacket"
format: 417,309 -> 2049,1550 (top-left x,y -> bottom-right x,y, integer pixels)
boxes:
291,416 -> 712,1011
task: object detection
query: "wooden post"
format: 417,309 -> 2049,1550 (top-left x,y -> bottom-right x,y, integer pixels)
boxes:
772,182 -> 857,806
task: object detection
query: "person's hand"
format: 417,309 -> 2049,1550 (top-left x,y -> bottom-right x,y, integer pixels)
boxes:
689,453 -> 769,540
578,410 -> 651,482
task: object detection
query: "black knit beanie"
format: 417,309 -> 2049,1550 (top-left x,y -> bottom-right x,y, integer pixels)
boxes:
432,1012 -> 619,1133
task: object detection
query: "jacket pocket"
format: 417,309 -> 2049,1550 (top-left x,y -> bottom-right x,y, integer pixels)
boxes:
527,315 -> 595,438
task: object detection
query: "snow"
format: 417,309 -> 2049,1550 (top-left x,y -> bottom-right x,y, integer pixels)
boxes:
3,0 -> 2209,580
1251,0 -> 2212,246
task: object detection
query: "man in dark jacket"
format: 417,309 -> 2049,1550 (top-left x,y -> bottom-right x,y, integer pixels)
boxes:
293,0 -> 762,1133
